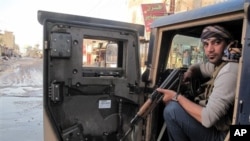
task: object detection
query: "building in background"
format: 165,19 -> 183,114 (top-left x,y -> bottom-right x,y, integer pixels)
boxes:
128,0 -> 229,38
0,30 -> 42,58
0,30 -> 20,57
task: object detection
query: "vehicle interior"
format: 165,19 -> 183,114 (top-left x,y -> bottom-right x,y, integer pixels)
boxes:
147,19 -> 243,140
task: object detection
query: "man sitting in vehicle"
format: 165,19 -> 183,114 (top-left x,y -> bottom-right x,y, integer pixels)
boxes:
157,25 -> 240,141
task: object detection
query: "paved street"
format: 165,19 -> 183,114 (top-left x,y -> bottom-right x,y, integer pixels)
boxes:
0,57 -> 43,141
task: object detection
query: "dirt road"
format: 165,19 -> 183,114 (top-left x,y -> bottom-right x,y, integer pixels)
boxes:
0,57 -> 43,141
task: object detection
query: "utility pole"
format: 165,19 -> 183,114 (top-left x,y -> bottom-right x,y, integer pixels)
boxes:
169,0 -> 175,14
164,0 -> 175,14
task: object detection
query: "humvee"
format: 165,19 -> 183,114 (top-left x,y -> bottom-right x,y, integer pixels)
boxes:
38,0 -> 250,140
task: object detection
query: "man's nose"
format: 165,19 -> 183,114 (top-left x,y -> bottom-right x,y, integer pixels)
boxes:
207,44 -> 215,51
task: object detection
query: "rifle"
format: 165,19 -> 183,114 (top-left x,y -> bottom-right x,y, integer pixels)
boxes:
120,68 -> 186,141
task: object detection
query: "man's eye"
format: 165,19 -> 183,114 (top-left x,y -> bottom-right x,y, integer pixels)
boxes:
203,42 -> 208,47
215,39 -> 222,44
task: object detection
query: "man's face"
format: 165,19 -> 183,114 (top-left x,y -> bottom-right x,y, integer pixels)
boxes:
202,37 -> 227,64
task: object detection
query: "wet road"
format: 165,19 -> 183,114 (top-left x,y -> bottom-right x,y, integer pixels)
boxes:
0,57 -> 43,141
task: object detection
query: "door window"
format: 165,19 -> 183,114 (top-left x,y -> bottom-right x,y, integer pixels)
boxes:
82,38 -> 118,68
167,34 -> 206,69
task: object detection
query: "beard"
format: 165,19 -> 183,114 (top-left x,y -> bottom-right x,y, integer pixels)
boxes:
206,53 -> 223,65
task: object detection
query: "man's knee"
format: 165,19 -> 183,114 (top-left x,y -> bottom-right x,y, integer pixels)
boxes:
163,101 -> 180,121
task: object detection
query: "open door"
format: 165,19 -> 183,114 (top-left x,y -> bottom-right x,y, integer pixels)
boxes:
38,10 -> 145,141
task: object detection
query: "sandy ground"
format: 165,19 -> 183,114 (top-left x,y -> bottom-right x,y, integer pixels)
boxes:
0,57 -> 43,141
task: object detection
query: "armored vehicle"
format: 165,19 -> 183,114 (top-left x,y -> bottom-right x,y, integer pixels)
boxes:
38,0 -> 250,140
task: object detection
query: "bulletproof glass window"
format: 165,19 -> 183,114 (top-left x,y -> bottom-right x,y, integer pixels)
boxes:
167,34 -> 206,69
82,38 -> 119,68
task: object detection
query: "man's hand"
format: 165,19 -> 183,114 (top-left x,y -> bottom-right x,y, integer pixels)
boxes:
156,88 -> 176,103
157,87 -> 203,123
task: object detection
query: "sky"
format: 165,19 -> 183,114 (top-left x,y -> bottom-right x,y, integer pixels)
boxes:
0,0 -> 129,51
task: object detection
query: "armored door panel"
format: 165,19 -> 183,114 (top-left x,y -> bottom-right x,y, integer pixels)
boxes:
38,10 -> 144,141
